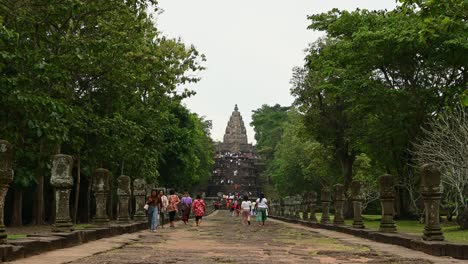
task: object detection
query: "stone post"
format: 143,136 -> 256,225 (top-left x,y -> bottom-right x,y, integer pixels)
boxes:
310,191 -> 318,223
50,154 -> 74,232
117,175 -> 131,223
379,174 -> 397,232
133,178 -> 147,222
421,164 -> 444,241
295,195 -> 302,219
320,187 -> 332,224
279,198 -> 284,217
350,180 -> 365,229
93,168 -> 110,224
0,140 -> 14,243
333,184 -> 345,226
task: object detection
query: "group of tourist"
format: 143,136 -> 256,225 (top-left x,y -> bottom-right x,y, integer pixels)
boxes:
145,190 -> 207,232
233,193 -> 269,226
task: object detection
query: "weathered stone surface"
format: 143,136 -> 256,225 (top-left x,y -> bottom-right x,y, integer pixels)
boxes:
117,175 -> 131,223
0,140 -> 14,243
309,191 -> 318,223
457,206 -> 468,230
379,174 -> 396,233
320,187 -> 331,224
333,184 -> 345,226
350,180 -> 365,229
93,168 -> 110,225
420,164 -> 444,241
133,178 -> 147,222
50,154 -> 74,232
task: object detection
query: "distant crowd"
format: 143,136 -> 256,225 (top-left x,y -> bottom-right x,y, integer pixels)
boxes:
145,190 -> 206,232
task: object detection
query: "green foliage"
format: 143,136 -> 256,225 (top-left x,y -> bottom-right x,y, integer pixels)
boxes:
0,0 -> 212,191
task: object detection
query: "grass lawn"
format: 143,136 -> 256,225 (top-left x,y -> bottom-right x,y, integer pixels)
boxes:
7,234 -> 27,240
301,213 -> 468,243
74,223 -> 99,230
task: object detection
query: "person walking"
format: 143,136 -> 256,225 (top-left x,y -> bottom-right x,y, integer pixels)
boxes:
181,192 -> 193,225
255,193 -> 268,226
167,189 -> 180,228
241,195 -> 252,225
158,190 -> 168,228
192,194 -> 206,227
146,189 -> 160,232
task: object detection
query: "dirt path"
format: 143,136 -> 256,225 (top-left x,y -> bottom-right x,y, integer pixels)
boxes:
8,211 -> 468,264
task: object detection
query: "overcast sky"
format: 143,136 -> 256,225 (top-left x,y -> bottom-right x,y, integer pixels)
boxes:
156,0 -> 398,143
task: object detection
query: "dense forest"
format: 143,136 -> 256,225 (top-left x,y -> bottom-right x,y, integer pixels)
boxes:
252,0 -> 467,218
0,1 -> 214,225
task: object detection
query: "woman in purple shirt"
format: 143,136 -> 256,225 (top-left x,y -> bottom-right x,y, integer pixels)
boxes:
181,192 -> 193,225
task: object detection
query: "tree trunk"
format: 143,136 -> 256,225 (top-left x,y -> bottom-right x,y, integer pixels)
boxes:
34,172 -> 45,225
339,151 -> 356,218
73,155 -> 81,224
33,142 -> 45,225
10,190 -> 23,226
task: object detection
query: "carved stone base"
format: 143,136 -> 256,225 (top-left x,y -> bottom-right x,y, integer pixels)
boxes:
117,195 -> 131,223
423,227 -> 444,241
333,201 -> 345,226
321,202 -> 331,224
133,195 -> 146,222
93,192 -> 109,225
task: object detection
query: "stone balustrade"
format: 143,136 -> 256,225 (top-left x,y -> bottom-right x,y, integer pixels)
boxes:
268,163 -> 447,242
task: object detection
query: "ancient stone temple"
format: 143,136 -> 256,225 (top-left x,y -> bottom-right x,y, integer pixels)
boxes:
206,105 -> 264,197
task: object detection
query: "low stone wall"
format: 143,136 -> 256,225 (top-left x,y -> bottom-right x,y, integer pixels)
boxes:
271,215 -> 468,260
0,222 -> 147,262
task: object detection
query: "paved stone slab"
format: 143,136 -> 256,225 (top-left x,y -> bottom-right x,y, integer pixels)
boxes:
7,211 -> 468,264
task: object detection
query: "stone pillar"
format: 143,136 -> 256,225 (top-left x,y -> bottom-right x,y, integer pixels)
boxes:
0,141 -> 14,243
320,187 -> 331,224
133,178 -> 147,222
333,184 -> 345,226
350,180 -> 365,229
50,155 -> 74,232
310,191 -> 318,223
421,164 -> 444,241
93,168 -> 110,224
279,199 -> 284,217
379,174 -> 397,232
117,175 -> 131,223
295,195 -> 302,219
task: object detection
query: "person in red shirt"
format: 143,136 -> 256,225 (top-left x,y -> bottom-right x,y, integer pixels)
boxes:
192,194 -> 206,227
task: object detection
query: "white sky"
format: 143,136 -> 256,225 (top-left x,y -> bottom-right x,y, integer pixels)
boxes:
155,0 -> 398,143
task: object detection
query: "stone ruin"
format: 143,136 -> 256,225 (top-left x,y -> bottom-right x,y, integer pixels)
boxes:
379,174 -> 397,233
0,140 -> 13,243
93,168 -> 110,224
117,175 -> 131,223
50,154 -> 74,232
206,105 -> 264,198
133,178 -> 147,222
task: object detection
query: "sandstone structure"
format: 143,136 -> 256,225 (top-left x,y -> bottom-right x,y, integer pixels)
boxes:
207,105 -> 264,197
350,180 -> 365,229
379,174 -> 397,232
50,154 -> 74,232
0,140 -> 13,243
93,168 -> 110,224
420,164 -> 444,241
117,175 -> 131,223
320,187 -> 332,224
333,184 -> 345,226
133,178 -> 147,222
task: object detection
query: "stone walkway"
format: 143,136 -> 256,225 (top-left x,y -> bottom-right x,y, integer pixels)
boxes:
8,211 -> 468,264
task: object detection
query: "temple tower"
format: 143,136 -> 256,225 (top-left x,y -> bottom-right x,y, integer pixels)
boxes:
206,105 -> 264,198
223,104 -> 248,146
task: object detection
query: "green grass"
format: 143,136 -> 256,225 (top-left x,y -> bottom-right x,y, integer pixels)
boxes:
7,234 -> 27,240
300,213 -> 468,243
74,224 -> 99,230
